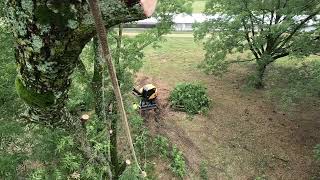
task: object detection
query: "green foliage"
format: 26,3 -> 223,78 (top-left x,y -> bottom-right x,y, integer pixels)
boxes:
29,168 -> 47,180
170,146 -> 186,178
154,135 -> 187,178
0,154 -> 27,178
0,1 -> 4,18
68,40 -> 96,113
314,144 -> 320,161
155,135 -> 170,157
194,0 -> 320,85
119,165 -> 140,180
26,125 -> 106,179
192,0 -> 205,13
61,152 -> 82,171
200,161 -> 209,180
255,175 -> 267,180
68,68 -> 95,112
170,83 -> 210,114
134,129 -> 149,156
0,18 -> 27,179
0,21 -> 22,117
0,0 -> 194,178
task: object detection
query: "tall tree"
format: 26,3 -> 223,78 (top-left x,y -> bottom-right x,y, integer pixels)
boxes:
3,0 -> 191,178
5,0 -> 153,127
194,0 -> 320,88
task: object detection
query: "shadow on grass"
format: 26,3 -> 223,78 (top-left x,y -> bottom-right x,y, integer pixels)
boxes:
238,57 -> 320,110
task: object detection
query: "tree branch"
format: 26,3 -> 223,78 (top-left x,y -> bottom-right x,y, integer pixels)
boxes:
242,20 -> 260,59
276,8 -> 320,51
272,52 -> 289,60
227,58 -> 255,64
241,0 -> 264,56
269,10 -> 275,26
81,0 -> 152,29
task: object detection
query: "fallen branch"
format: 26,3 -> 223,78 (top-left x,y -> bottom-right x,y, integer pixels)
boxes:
227,58 -> 255,64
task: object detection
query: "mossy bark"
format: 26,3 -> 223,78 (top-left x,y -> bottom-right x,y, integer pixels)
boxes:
7,0 -> 147,127
254,55 -> 273,89
255,62 -> 268,89
91,37 -> 104,119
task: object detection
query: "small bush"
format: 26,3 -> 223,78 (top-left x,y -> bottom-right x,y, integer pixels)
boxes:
314,144 -> 320,161
153,135 -> 187,178
171,146 -> 186,178
200,161 -> 208,180
169,83 -> 210,115
154,135 -> 170,157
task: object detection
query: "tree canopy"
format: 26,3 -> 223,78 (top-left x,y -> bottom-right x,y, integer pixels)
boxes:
194,0 -> 320,88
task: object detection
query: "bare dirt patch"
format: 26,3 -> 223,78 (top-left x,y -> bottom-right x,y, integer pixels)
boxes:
135,68 -> 320,179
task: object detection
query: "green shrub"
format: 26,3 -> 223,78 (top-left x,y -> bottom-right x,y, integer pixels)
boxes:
170,146 -> 186,178
169,83 -> 210,115
314,144 -> 320,161
155,135 -> 170,157
119,165 -> 140,180
255,175 -> 267,180
67,68 -> 94,112
200,161 -> 208,180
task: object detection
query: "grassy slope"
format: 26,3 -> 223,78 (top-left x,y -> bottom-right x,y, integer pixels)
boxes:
142,37 -> 205,86
142,37 -> 320,108
140,37 -> 320,179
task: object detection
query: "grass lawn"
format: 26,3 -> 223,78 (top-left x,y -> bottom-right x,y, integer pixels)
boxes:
142,36 -> 320,108
141,37 -> 205,86
140,36 -> 320,179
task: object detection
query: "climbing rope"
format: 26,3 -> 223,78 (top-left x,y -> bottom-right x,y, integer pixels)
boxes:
87,0 -> 144,176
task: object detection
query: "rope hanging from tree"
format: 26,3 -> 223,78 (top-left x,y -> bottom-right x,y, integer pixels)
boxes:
87,0 -> 151,177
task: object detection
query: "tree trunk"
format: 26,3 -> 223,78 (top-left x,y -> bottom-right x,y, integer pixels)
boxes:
110,113 -> 120,178
7,0 -> 94,127
255,63 -> 267,89
115,24 -> 123,77
255,55 -> 273,89
92,37 -> 104,119
7,0 -> 148,127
